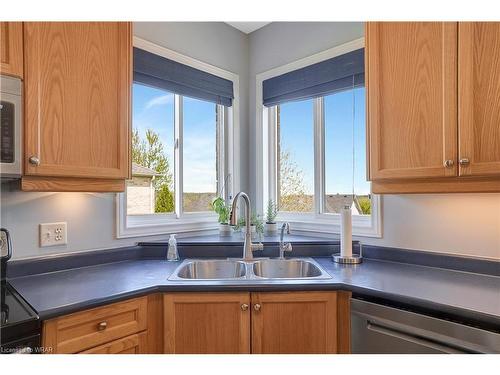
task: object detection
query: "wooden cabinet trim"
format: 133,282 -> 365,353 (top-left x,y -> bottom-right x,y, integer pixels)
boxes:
21,176 -> 125,192
372,176 -> 500,194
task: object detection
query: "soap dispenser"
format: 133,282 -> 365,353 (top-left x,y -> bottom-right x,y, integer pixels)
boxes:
167,234 -> 179,261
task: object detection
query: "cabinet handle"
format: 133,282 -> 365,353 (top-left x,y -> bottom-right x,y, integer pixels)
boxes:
28,156 -> 40,166
254,303 -> 261,311
443,159 -> 454,168
241,303 -> 249,311
97,321 -> 108,331
459,158 -> 470,166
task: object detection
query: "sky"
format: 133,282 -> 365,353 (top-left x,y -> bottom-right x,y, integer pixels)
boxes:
132,83 -> 217,193
132,83 -> 370,196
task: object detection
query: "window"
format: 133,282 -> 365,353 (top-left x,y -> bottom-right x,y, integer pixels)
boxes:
127,85 -> 223,217
272,88 -> 371,217
258,40 -> 380,237
118,38 -> 238,238
277,99 -> 315,213
324,87 -> 371,215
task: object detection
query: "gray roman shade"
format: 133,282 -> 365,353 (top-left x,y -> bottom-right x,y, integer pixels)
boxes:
134,47 -> 234,107
263,48 -> 364,107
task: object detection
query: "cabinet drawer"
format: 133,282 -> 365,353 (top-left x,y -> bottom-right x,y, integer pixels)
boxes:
42,296 -> 147,353
80,332 -> 148,354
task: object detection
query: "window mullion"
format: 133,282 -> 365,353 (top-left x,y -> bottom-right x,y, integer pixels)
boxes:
314,97 -> 325,215
174,94 -> 183,219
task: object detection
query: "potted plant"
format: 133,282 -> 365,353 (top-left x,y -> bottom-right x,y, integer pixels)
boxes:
212,197 -> 232,236
233,212 -> 264,241
264,199 -> 279,236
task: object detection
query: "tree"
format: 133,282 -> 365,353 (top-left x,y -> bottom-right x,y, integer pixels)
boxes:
356,196 -> 371,215
278,149 -> 311,212
132,129 -> 173,190
155,184 -> 175,213
132,129 -> 174,213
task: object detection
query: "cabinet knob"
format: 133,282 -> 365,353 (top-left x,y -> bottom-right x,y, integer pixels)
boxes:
443,159 -> 454,168
97,321 -> 108,331
459,158 -> 470,166
241,303 -> 249,311
28,156 -> 40,166
254,303 -> 261,311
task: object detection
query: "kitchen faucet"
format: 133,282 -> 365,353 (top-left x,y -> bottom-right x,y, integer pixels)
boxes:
279,222 -> 293,259
229,192 -> 264,261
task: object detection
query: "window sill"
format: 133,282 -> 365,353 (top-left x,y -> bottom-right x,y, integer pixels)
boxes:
117,210 -> 219,238
276,212 -> 382,238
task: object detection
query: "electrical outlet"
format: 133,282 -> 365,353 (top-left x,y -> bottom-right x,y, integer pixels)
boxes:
40,222 -> 67,247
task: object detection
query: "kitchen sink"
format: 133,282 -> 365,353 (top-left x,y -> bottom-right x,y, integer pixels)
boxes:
169,257 -> 331,281
252,259 -> 329,279
172,259 -> 247,280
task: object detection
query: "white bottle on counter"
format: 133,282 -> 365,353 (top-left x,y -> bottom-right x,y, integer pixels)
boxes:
167,234 -> 179,261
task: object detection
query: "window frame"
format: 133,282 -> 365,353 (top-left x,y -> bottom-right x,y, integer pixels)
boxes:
255,37 -> 382,238
117,37 -> 240,238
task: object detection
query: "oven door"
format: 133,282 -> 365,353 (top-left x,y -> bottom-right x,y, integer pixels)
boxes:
0,76 -> 22,178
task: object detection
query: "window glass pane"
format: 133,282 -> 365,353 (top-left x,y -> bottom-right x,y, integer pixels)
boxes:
324,87 -> 371,215
183,96 -> 218,212
277,99 -> 314,212
128,83 -> 175,215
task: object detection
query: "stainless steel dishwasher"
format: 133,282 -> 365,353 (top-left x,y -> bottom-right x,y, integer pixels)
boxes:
351,298 -> 500,354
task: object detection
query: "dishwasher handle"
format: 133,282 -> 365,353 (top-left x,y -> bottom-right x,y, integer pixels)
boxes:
367,320 -> 474,354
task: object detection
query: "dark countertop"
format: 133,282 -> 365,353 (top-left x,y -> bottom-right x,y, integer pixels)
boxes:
8,256 -> 500,328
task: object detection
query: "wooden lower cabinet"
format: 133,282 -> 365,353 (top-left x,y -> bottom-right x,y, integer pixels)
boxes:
163,291 -> 350,354
42,291 -> 350,354
251,291 -> 339,354
163,292 -> 251,354
42,296 -> 148,354
80,332 -> 148,354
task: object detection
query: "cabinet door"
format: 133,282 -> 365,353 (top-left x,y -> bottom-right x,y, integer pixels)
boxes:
23,22 -> 131,180
458,22 -> 500,177
0,22 -> 23,78
163,293 -> 250,354
366,22 -> 458,180
251,291 -> 338,354
80,332 -> 148,354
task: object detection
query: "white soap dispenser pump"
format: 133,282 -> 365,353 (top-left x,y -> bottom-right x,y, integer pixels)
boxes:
167,234 -> 179,261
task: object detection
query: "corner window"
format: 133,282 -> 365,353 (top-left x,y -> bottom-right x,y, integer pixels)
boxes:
258,42 -> 381,237
118,39 -> 238,238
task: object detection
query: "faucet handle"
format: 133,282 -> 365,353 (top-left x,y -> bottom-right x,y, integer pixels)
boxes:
283,242 -> 293,253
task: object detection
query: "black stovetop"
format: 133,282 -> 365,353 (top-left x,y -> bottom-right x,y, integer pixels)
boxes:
1,280 -> 40,344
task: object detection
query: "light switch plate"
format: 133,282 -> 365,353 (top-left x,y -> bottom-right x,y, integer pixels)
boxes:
40,222 -> 67,247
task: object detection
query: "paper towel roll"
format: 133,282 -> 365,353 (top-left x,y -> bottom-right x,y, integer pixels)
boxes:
340,206 -> 352,257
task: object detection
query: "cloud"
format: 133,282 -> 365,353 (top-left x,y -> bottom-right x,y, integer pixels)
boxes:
145,94 -> 174,109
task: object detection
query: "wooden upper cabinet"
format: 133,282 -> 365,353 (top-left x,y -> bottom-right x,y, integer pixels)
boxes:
251,291 -> 338,354
23,22 -> 131,183
0,22 -> 23,78
163,293 -> 251,354
366,22 -> 458,180
458,22 -> 500,177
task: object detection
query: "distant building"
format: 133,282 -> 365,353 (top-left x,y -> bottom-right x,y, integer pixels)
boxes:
126,163 -> 160,215
325,194 -> 363,215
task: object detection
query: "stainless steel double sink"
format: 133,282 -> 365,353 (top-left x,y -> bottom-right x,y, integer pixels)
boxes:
168,258 -> 331,281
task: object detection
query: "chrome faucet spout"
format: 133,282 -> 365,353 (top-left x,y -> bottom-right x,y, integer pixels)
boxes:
279,222 -> 293,259
230,192 -> 263,261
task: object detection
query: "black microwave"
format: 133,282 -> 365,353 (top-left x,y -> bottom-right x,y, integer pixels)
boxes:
0,75 -> 22,178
